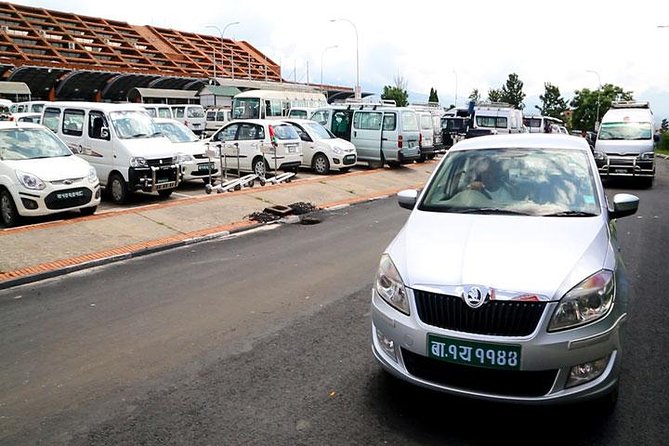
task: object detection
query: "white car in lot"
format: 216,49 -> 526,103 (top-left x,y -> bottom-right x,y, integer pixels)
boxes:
0,122 -> 101,227
153,118 -> 219,183
282,119 -> 357,174
207,119 -> 302,178
371,133 -> 639,411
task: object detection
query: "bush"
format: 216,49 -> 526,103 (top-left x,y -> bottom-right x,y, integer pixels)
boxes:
659,132 -> 669,152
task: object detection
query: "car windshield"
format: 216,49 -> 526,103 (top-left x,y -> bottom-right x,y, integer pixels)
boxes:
304,122 -> 335,139
110,111 -> 159,139
598,122 -> 652,140
419,147 -> 601,216
156,121 -> 198,143
0,127 -> 72,160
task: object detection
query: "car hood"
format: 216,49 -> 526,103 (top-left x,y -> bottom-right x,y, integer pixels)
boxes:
316,138 -> 356,152
121,136 -> 177,158
387,210 -> 610,300
169,140 -> 207,156
4,155 -> 93,181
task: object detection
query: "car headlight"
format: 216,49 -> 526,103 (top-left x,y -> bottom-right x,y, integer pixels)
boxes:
130,157 -> 148,168
639,152 -> 654,161
593,150 -> 607,161
375,254 -> 410,315
87,166 -> 98,183
548,270 -> 614,332
16,170 -> 45,190
331,146 -> 344,155
176,153 -> 195,163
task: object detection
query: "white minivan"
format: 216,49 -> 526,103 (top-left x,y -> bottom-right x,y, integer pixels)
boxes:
470,102 -> 524,136
42,102 -> 181,204
0,122 -> 100,227
310,104 -> 421,167
171,104 -> 206,136
594,101 -> 656,187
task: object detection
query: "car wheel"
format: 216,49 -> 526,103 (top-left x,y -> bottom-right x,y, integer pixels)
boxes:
253,157 -> 268,178
158,189 -> 173,199
80,206 -> 97,216
0,189 -> 20,227
417,153 -> 426,163
387,161 -> 401,169
109,172 -> 128,204
312,153 -> 330,175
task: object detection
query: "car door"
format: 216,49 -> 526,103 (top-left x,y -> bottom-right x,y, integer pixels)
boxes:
352,110 -> 383,161
211,122 -> 239,173
288,122 -> 314,166
234,122 -> 265,172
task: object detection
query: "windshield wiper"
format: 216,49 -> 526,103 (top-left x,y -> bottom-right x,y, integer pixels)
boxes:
542,211 -> 597,217
449,207 -> 531,215
128,133 -> 148,138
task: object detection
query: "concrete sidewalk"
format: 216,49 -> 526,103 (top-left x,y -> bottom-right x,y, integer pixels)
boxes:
0,162 -> 436,289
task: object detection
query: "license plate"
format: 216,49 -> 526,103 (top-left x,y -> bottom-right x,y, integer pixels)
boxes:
614,168 -> 629,173
427,334 -> 521,370
287,145 -> 297,153
198,162 -> 214,172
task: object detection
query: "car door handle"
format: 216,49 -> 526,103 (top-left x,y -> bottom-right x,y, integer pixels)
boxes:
354,131 -> 357,137
381,138 -> 388,141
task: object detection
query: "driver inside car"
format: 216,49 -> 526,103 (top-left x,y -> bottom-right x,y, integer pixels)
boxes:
467,158 -> 513,201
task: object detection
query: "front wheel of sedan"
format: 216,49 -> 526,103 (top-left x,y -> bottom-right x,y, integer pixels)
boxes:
0,189 -> 20,227
312,153 -> 330,175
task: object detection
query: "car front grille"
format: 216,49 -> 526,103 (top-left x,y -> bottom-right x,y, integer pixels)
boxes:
45,187 -> 92,210
146,157 -> 175,167
401,348 -> 557,397
413,290 -> 546,337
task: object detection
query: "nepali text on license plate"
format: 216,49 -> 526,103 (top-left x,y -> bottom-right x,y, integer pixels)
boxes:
427,334 -> 521,370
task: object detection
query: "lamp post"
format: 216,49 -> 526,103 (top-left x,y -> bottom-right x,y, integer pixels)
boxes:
330,18 -> 360,100
320,45 -> 338,93
452,70 -> 458,108
586,70 -> 601,131
205,21 -> 240,82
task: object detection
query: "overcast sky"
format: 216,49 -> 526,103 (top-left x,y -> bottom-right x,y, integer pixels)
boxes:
11,0 -> 669,120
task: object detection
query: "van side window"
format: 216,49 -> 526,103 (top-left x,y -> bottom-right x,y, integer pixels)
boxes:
354,111 -> 382,130
496,117 -> 508,129
62,109 -> 85,136
88,111 -> 109,140
43,108 -> 61,133
206,110 -> 216,121
383,113 -> 397,131
311,110 -> 329,125
173,107 -> 185,118
144,108 -> 157,118
158,108 -> 172,119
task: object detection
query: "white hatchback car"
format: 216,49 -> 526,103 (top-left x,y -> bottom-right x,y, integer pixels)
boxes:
207,119 -> 302,178
153,118 -> 219,183
371,133 -> 639,410
282,119 -> 357,174
0,122 -> 101,227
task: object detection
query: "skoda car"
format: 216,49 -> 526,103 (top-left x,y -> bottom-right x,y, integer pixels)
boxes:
371,133 -> 639,410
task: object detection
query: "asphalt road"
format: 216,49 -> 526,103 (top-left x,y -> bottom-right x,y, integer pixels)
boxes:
0,162 -> 668,445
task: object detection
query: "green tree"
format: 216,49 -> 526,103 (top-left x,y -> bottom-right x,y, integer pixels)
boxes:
381,85 -> 408,107
500,73 -> 526,109
428,88 -> 439,103
535,82 -> 568,119
468,89 -> 480,104
487,88 -> 502,102
570,84 -> 634,131
660,118 -> 668,133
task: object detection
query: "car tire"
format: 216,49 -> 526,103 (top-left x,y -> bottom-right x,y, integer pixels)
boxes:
80,206 -> 97,216
0,189 -> 20,227
108,172 -> 129,204
312,153 -> 330,175
253,157 -> 269,178
158,189 -> 173,199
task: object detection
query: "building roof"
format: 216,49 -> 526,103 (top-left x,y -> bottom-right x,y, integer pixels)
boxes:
0,81 -> 30,95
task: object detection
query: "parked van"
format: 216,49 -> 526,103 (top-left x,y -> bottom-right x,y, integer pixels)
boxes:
523,115 -> 564,133
310,103 -> 421,167
170,104 -> 206,135
409,103 -> 445,154
204,107 -> 231,137
42,102 -> 181,204
470,102 -> 524,136
594,101 -> 656,186
142,104 -> 174,119
10,100 -> 49,115
286,107 -> 318,120
232,90 -> 328,120
0,121 -> 101,227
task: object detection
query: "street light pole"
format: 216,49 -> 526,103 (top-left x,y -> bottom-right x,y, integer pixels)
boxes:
330,18 -> 360,100
205,21 -> 240,83
452,70 -> 458,108
320,45 -> 338,94
586,69 -> 601,130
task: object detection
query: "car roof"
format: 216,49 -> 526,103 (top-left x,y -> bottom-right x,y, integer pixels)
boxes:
450,133 -> 591,152
0,121 -> 44,130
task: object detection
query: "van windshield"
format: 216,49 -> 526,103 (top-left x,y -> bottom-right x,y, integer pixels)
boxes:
598,122 -> 652,141
0,127 -> 72,160
232,98 -> 260,119
110,111 -> 159,139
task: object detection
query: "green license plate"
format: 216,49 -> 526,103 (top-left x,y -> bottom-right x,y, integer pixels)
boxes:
198,163 -> 214,172
427,334 -> 521,370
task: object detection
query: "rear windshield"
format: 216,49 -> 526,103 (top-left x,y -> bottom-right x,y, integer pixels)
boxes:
401,111 -> 419,131
273,124 -> 299,140
187,107 -> 204,118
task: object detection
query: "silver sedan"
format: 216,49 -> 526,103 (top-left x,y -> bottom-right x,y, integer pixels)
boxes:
371,133 -> 639,410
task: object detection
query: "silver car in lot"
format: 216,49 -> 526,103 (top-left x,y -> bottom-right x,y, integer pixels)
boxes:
371,133 -> 639,410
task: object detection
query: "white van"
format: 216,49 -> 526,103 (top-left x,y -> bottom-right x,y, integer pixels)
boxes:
310,104 -> 421,167
594,101 -> 656,186
204,107 -> 231,137
142,104 -> 174,120
9,100 -> 49,115
0,122 -> 101,227
232,90 -> 328,120
42,102 -> 181,204
471,102 -> 524,136
523,115 -> 564,133
170,104 -> 206,136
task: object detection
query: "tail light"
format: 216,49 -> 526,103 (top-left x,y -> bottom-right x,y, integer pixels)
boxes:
419,133 -> 423,148
398,134 -> 403,148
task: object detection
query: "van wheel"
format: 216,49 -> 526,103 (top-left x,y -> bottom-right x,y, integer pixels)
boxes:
158,189 -> 173,199
253,157 -> 269,178
80,206 -> 97,216
417,153 -> 426,163
312,153 -> 330,175
0,189 -> 20,227
109,173 -> 128,204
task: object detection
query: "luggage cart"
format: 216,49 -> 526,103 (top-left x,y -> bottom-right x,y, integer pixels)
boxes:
204,142 -> 265,194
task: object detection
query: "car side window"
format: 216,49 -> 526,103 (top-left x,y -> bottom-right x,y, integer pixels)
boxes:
354,111 -> 383,130
216,123 -> 238,141
88,111 -> 109,140
43,108 -> 61,133
62,109 -> 85,136
383,113 -> 397,131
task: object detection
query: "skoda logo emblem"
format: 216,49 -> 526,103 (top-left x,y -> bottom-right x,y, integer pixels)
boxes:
464,286 -> 488,309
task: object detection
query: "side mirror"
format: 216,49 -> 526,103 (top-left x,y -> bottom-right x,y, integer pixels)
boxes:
397,189 -> 419,210
609,193 -> 639,219
100,126 -> 109,140
300,133 -> 311,142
